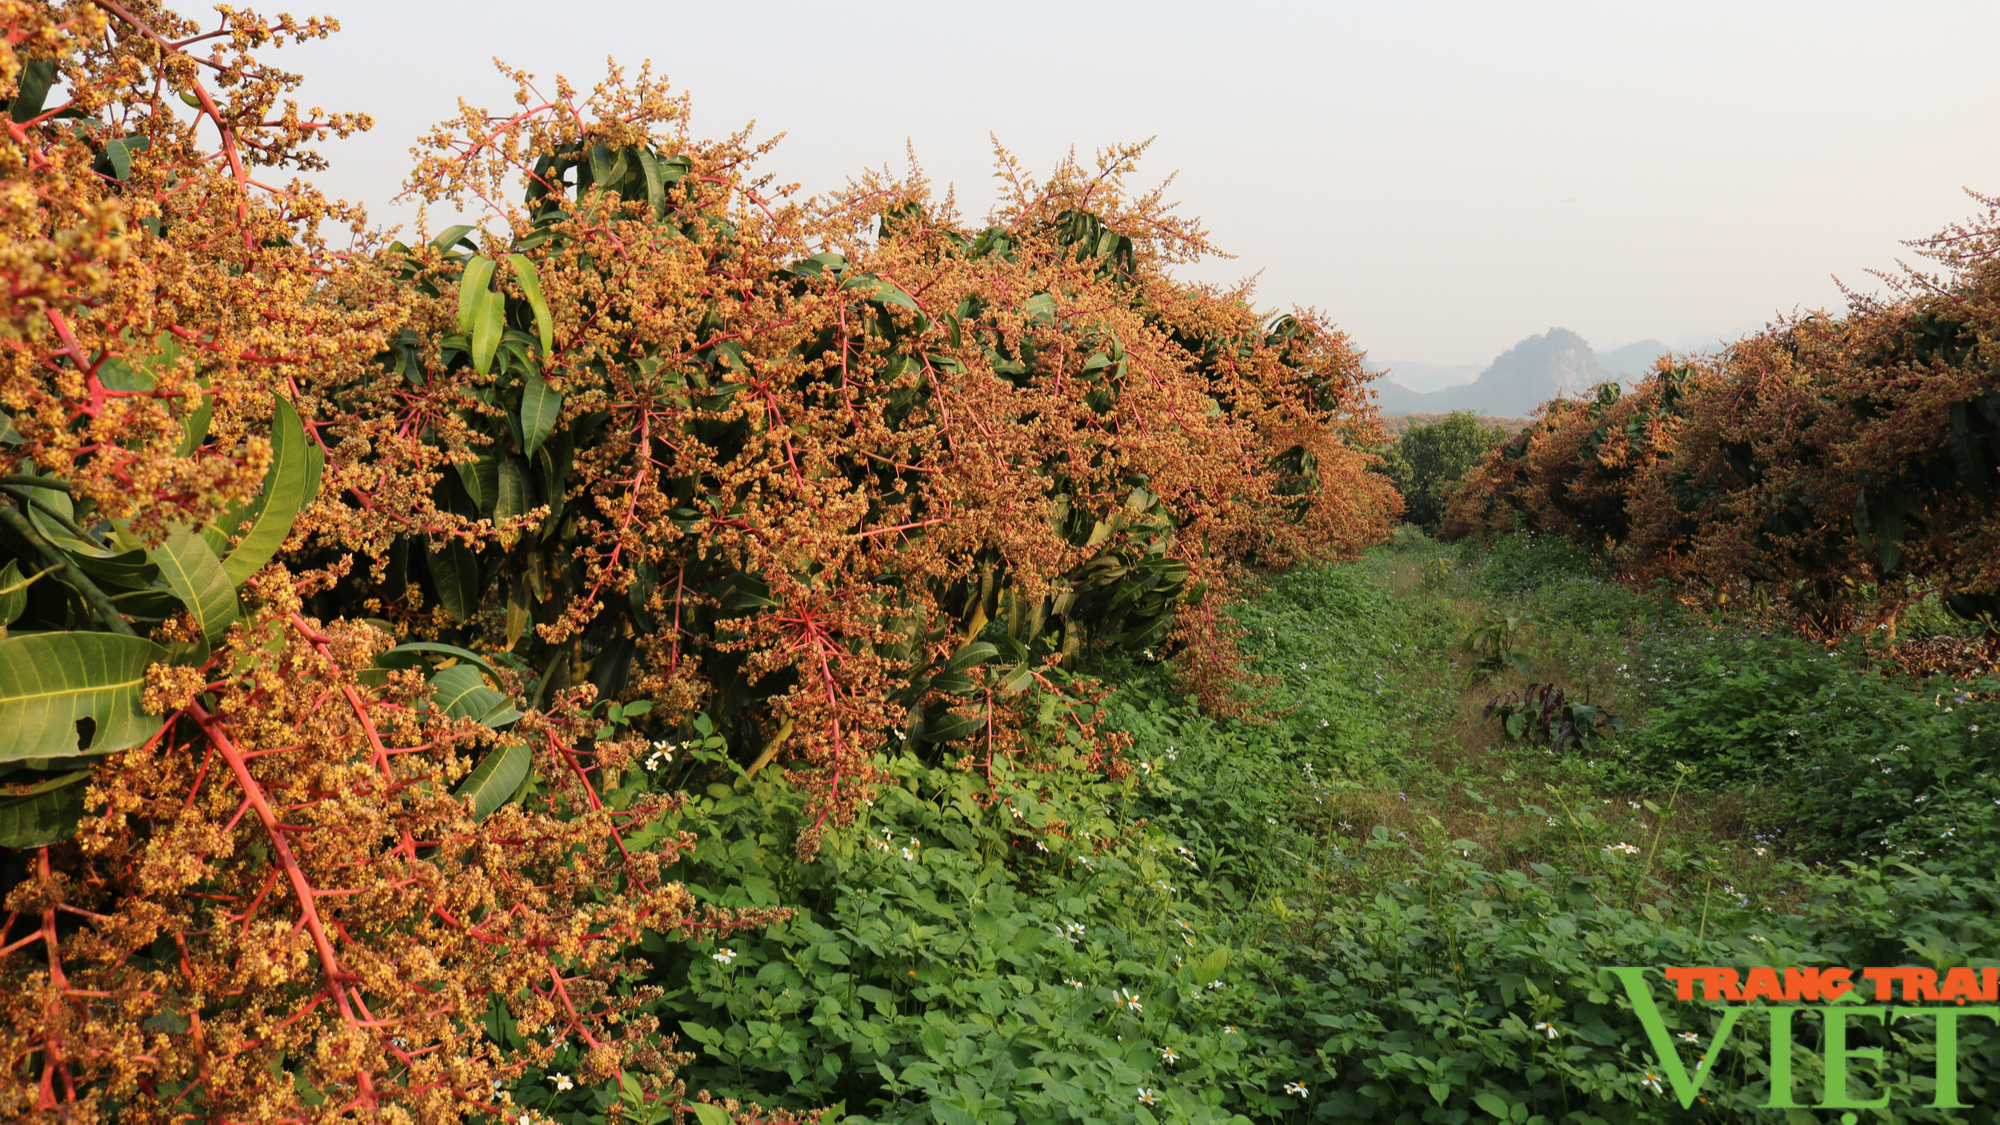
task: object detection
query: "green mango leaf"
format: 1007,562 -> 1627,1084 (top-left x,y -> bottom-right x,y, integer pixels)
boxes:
494,457 -> 529,523
0,768 -> 93,848
0,559 -> 42,626
454,448 -> 499,516
0,632 -> 170,762
148,525 -> 238,646
174,383 -> 213,458
425,537 -> 483,621
69,549 -> 157,588
375,642 -> 506,685
519,372 -> 562,458
944,641 -> 999,673
472,286 -> 505,376
9,57 -> 56,123
456,255 -> 496,336
507,253 -> 555,358
842,273 -> 920,313
637,147 -> 666,219
925,710 -> 983,743
428,664 -> 510,723
456,740 -> 532,820
222,397 -> 319,585
431,224 -> 478,255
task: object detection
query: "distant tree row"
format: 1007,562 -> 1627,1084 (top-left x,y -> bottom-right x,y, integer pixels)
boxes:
1441,191 -> 2000,636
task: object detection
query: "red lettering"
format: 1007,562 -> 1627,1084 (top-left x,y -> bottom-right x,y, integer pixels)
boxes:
1704,967 -> 1743,1001
1939,967 -> 1979,1005
1742,966 -> 1784,1003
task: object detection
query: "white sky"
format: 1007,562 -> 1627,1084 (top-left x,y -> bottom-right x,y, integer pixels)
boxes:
275,0 -> 1999,366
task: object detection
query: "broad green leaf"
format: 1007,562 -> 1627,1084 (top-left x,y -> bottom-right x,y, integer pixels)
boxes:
0,559 -> 40,626
429,664 -> 508,723
926,710 -> 983,743
472,286 -> 505,375
148,525 -> 238,645
689,1106 -> 731,1125
69,549 -> 157,588
508,254 -> 555,358
519,372 -> 562,458
9,57 -> 56,123
0,632 -> 170,761
494,457 -> 529,522
425,537 -> 483,621
842,273 -> 919,313
457,255 -> 496,336
174,383 -> 213,457
375,641 -> 505,686
455,449 -> 500,516
222,397 -> 318,585
431,224 -> 478,255
637,147 -> 666,218
0,768 -> 93,848
944,641 -> 999,673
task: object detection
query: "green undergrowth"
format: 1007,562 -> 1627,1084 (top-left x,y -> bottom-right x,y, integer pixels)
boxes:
589,530 -> 2000,1124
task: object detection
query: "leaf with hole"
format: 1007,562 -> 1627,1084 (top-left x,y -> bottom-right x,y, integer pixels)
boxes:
0,632 -> 170,762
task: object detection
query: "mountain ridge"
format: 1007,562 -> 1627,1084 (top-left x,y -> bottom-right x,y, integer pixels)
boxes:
1372,328 -> 1611,417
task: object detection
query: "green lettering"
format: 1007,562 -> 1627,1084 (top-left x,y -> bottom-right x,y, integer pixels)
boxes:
1891,1005 -> 2000,1108
1819,1005 -> 1888,1109
1607,967 -> 1747,1110
1763,1006 -> 1802,1108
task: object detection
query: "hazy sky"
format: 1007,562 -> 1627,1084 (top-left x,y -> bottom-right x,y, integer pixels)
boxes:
275,0 -> 1999,366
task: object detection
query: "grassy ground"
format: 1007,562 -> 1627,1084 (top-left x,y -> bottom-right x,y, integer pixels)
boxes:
626,528 -> 2000,1123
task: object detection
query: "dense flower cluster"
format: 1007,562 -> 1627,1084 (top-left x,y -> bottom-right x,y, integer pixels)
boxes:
0,0 -> 1396,1119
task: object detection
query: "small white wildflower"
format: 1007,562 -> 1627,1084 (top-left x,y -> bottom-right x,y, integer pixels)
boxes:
550,1073 -> 574,1092
1534,1021 -> 1558,1039
1159,1046 -> 1181,1064
1064,978 -> 1083,989
712,948 -> 736,964
1677,1031 -> 1699,1043
902,847 -> 915,860
1284,1081 -> 1308,1096
1640,1070 -> 1664,1095
1137,1088 -> 1159,1105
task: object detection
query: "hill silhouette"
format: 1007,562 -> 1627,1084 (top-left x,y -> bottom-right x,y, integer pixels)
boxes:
1373,328 -> 1610,416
